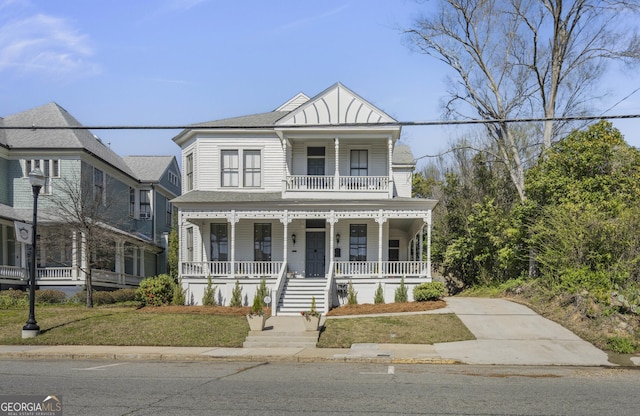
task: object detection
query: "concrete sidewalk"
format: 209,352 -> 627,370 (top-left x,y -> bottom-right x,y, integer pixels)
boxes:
0,298 -> 636,366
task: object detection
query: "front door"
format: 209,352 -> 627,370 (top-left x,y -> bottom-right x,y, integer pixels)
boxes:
305,232 -> 325,277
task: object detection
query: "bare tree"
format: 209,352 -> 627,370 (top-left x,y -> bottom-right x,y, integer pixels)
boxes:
41,168 -> 130,308
404,0 -> 640,200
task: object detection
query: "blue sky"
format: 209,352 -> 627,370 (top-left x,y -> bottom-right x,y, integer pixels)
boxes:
1,0 -> 639,168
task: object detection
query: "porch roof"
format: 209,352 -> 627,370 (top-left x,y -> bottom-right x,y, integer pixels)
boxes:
0,203 -> 25,222
172,190 -> 437,210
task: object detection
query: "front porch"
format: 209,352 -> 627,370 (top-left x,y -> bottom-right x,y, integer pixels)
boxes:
0,266 -> 144,288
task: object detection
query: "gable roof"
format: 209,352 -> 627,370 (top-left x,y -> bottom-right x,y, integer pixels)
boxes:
172,83 -> 401,145
123,155 -> 176,182
1,103 -> 137,178
276,82 -> 398,126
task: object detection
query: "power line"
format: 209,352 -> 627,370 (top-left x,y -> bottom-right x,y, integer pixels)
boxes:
1,113 -> 639,130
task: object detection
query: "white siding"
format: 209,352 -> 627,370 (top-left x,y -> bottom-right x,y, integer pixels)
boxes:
393,167 -> 413,198
191,134 -> 283,192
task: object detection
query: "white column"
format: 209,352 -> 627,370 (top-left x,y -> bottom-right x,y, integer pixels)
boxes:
388,136 -> 394,197
282,210 -> 289,266
376,210 -> 385,277
1,224 -> 6,264
282,139 -> 288,192
334,137 -> 340,191
139,247 -> 145,277
229,210 -> 237,278
328,212 -> 336,265
133,247 -> 138,276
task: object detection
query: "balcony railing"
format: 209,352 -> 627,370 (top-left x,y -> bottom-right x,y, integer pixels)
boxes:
286,175 -> 388,192
37,267 -> 73,280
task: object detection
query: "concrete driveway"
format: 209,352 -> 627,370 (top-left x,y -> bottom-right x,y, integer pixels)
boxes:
434,297 -> 612,366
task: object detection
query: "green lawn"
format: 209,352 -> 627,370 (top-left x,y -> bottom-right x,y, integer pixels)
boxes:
0,305 -> 475,348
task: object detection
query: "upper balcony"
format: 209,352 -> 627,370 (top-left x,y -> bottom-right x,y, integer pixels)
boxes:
286,175 -> 389,192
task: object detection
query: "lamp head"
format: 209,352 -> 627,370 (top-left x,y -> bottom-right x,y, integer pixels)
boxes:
28,168 -> 46,189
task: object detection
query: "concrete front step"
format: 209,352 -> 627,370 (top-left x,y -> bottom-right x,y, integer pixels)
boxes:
242,316 -> 321,348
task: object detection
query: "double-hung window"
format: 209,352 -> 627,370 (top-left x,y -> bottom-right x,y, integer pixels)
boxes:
244,150 -> 261,187
129,187 -> 135,217
186,227 -> 194,262
24,159 -> 59,194
139,190 -> 151,219
185,153 -> 193,191
221,150 -> 239,187
93,168 -> 105,204
221,149 -> 261,188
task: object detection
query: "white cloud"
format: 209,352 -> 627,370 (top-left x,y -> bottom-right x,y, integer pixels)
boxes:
0,11 -> 99,77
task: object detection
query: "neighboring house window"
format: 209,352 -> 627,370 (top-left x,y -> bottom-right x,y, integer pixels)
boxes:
210,223 -> 228,261
307,147 -> 325,175
221,150 -> 239,187
166,201 -> 172,226
23,159 -> 60,194
139,190 -> 151,219
350,150 -> 368,176
168,171 -> 179,187
243,150 -> 261,187
254,223 -> 271,261
389,240 -> 400,261
349,224 -> 367,261
186,227 -> 194,262
185,153 -> 193,191
129,187 -> 135,217
93,168 -> 105,203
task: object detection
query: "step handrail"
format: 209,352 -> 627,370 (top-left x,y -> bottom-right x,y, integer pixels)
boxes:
272,263 -> 287,316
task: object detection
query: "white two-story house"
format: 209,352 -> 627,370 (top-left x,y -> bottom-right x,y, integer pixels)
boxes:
0,103 -> 181,291
172,83 -> 437,314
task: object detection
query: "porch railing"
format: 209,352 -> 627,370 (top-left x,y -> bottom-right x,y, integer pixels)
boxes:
37,267 -> 73,280
335,261 -> 427,277
181,261 -> 427,278
286,175 -> 388,192
0,265 -> 26,280
181,261 -> 284,277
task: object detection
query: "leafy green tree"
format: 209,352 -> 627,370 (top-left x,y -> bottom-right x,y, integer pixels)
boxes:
526,122 -> 640,299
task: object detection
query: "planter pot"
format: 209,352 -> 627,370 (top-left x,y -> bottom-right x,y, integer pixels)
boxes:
247,314 -> 267,331
302,315 -> 321,331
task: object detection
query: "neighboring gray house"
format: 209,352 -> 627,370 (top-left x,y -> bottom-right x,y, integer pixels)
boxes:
0,103 -> 181,290
172,83 -> 437,314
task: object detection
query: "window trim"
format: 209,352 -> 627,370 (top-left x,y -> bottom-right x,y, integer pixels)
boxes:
349,224 -> 367,261
220,148 -> 263,188
185,153 -> 193,192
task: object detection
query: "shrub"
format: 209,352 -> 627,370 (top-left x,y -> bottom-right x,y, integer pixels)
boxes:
202,276 -> 216,306
0,289 -> 27,309
229,279 -> 243,307
92,291 -> 115,306
374,283 -> 385,304
35,289 -> 67,304
606,336 -> 636,354
395,276 -> 408,303
256,277 -> 269,304
172,278 -> 187,306
249,291 -> 265,316
111,288 -> 137,303
413,281 -> 446,301
135,274 -> 174,306
347,280 -> 358,305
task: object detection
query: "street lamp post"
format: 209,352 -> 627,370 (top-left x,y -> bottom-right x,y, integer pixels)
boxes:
22,168 -> 45,339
